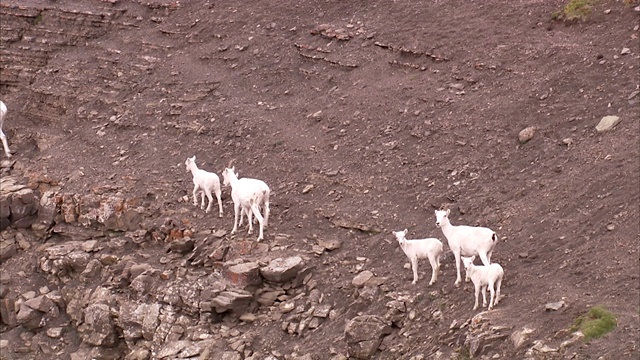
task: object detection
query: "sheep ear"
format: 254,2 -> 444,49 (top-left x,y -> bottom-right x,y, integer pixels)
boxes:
446,209 -> 450,216
403,229 -> 407,233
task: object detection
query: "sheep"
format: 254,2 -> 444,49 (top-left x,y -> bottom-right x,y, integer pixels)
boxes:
461,255 -> 504,310
434,209 -> 498,287
185,156 -> 223,217
0,100 -> 12,158
392,229 -> 443,286
221,165 -> 270,241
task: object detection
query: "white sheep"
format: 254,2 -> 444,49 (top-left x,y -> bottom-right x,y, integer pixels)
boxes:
461,255 -> 504,310
434,209 -> 498,287
392,229 -> 443,286
222,165 -> 270,241
185,156 -> 223,217
0,100 -> 12,158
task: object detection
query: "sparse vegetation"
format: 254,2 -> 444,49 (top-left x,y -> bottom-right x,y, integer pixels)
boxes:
571,306 -> 617,341
31,11 -> 44,25
453,346 -> 472,360
552,0 -> 595,21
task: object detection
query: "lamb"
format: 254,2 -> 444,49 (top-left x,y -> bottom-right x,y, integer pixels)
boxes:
434,209 -> 498,287
461,255 -> 504,310
392,229 -> 443,286
0,100 -> 12,158
185,156 -> 223,217
222,165 -> 270,241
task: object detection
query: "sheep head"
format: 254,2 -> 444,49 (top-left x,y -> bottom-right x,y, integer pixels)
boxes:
222,166 -> 237,187
185,156 -> 196,171
461,256 -> 476,270
392,229 -> 408,244
434,209 -> 450,228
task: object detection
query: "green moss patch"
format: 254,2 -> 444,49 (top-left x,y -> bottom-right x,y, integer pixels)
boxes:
571,306 -> 617,341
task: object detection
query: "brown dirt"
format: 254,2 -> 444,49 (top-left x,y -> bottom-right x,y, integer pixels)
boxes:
1,0 -> 639,359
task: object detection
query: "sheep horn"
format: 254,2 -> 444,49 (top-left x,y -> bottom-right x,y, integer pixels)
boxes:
227,159 -> 236,168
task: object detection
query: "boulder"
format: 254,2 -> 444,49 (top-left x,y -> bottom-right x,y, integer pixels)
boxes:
260,256 -> 305,283
224,262 -> 262,287
344,315 -> 393,359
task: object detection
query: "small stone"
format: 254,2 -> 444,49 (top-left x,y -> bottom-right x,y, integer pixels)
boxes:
604,9 -> 611,14
46,327 -> 64,338
606,224 -> 615,231
621,47 -> 631,55
562,138 -> 573,146
545,300 -> 565,311
352,270 -> 374,287
239,313 -> 257,323
317,238 -> 341,251
595,115 -> 621,132
518,126 -> 536,144
302,184 -> 314,194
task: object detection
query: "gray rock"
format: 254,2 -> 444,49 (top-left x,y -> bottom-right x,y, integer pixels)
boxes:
37,190 -> 58,228
260,256 -> 305,283
0,238 -> 16,262
511,327 -> 535,349
168,237 -> 195,254
352,270 -> 374,288
211,290 -> 253,313
545,300 -> 565,311
221,351 -> 242,360
66,251 -> 92,273
44,241 -> 82,259
142,303 -> 161,341
80,303 -> 116,346
156,340 -> 190,359
24,295 -> 57,313
313,304 -> 333,318
344,315 -> 393,359
596,115 -> 621,132
224,261 -> 262,287
46,327 -> 64,338
0,299 -> 17,327
16,303 -> 42,330
518,126 -> 536,144
317,237 -> 342,251
8,188 -> 39,228
125,347 -> 151,360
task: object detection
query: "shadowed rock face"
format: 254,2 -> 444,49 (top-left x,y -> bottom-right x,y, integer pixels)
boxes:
0,0 -> 638,359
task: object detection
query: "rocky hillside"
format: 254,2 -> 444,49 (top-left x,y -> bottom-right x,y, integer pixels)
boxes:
0,0 -> 638,359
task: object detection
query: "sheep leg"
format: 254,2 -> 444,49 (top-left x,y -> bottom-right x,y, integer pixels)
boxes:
231,203 -> 240,234
488,282 -> 496,310
250,202 -> 264,241
410,257 -> 419,284
478,252 -> 491,267
263,198 -> 270,228
214,188 -> 223,218
245,207 -> 254,234
239,207 -> 245,227
494,277 -> 502,306
473,284 -> 480,310
453,251 -> 463,287
481,285 -> 488,308
203,189 -> 214,213
192,185 -> 200,207
0,130 -> 10,158
428,255 -> 440,286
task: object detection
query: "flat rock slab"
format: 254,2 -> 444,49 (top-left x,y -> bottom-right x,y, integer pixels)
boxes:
260,256 -> 305,283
